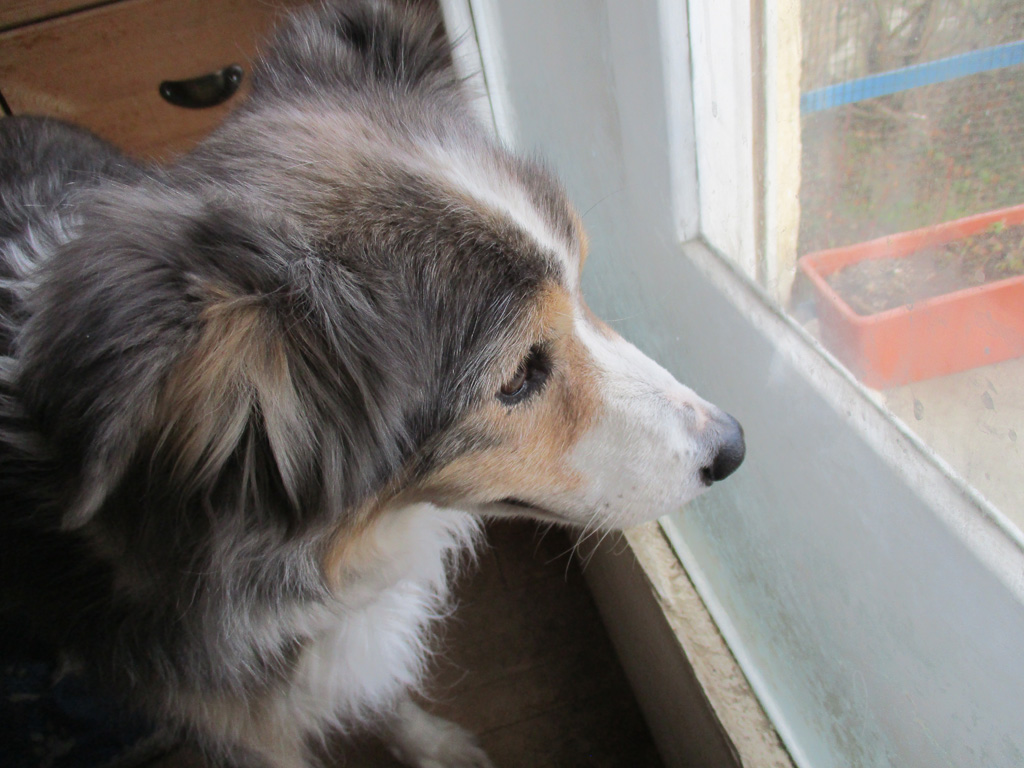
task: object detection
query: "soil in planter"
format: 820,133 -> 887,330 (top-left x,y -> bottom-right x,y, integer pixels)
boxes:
826,223 -> 1024,315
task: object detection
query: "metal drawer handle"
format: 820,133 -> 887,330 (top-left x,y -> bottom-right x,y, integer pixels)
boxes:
158,64 -> 243,109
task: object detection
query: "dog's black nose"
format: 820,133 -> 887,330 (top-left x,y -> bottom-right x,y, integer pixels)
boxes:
701,414 -> 745,485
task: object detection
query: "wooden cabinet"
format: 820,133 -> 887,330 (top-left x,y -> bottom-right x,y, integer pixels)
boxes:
0,0 -> 306,159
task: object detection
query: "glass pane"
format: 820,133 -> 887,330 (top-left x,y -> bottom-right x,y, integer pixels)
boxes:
786,1 -> 1024,523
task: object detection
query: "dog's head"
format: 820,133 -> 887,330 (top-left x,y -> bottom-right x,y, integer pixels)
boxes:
22,1 -> 742,541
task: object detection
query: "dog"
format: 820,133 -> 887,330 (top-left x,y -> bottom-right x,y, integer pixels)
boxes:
0,2 -> 744,766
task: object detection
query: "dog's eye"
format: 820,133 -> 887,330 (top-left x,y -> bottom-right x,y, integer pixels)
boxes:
498,345 -> 550,405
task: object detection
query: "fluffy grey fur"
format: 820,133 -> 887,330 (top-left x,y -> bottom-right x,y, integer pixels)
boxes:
0,2 -> 575,766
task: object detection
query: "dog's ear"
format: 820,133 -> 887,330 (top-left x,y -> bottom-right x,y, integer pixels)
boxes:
19,187 -> 324,529
154,277 -> 318,518
252,0 -> 459,102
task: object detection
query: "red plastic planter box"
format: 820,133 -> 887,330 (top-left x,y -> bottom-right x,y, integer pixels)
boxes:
798,204 -> 1024,388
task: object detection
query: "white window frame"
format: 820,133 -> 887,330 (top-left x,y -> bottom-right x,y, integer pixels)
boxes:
440,1 -> 1024,766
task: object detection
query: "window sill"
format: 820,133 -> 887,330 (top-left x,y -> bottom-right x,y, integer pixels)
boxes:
582,521 -> 795,768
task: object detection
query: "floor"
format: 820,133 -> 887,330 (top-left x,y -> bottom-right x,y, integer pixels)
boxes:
152,521 -> 664,768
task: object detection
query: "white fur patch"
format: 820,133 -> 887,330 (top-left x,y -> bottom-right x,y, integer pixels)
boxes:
559,310 -> 723,528
424,148 -> 578,291
281,505 -> 481,739
386,697 -> 494,768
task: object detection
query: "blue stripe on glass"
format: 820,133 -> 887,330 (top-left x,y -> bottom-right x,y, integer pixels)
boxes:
801,39 -> 1024,114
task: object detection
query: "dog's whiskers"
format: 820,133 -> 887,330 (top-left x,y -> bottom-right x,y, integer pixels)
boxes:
581,187 -> 625,220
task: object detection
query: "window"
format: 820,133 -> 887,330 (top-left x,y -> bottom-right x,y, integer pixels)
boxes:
794,1 -> 1023,522
443,1 -> 1024,765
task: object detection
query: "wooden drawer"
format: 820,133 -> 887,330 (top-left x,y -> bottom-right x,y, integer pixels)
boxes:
0,1 -> 95,31
0,0 -> 305,160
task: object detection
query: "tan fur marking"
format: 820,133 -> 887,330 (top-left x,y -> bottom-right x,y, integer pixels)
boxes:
570,207 -> 589,269
323,286 -> 600,583
419,284 -> 601,510
320,498 -> 393,587
157,290 -> 309,492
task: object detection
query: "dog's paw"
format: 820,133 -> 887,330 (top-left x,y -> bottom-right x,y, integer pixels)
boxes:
395,737 -> 494,768
386,699 -> 496,768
